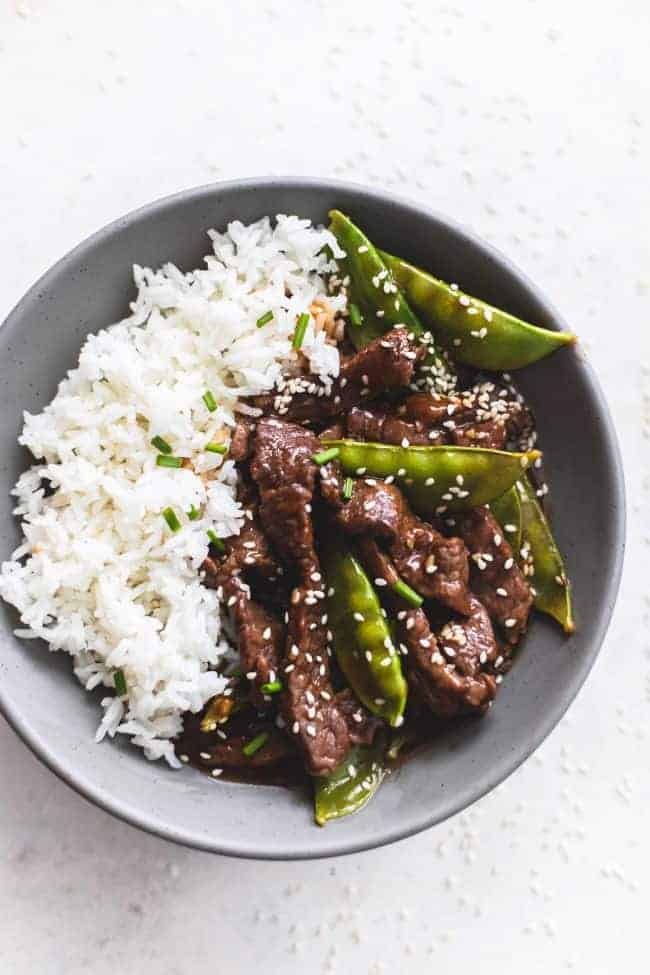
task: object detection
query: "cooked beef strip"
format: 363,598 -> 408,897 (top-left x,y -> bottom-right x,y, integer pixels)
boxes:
346,404 -> 437,446
403,384 -> 534,451
323,472 -> 472,616
229,420 -> 254,462
201,490 -> 286,708
250,417 -> 378,774
357,538 -> 497,718
253,327 -> 426,425
453,505 -> 533,645
193,731 -> 292,770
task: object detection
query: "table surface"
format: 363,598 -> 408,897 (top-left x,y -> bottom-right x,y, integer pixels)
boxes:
1,1 -> 648,972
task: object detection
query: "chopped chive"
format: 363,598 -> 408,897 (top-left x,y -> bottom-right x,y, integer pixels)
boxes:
187,504 -> 201,521
342,476 -> 354,501
162,507 -> 182,532
312,446 -> 340,466
260,680 -> 282,695
292,312 -> 310,350
156,454 -> 184,468
243,731 -> 269,757
205,442 -> 228,455
256,310 -> 274,328
113,669 -> 127,696
229,665 -> 242,679
349,302 -> 362,326
207,529 -> 226,554
151,435 -> 172,454
392,579 -> 423,608
202,390 -> 217,412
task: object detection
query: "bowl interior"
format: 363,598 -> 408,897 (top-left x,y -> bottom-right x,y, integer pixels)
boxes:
0,180 -> 624,859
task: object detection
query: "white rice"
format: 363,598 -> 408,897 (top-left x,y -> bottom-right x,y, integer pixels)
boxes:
0,214 -> 346,766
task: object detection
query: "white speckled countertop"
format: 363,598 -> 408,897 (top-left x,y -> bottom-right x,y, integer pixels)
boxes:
1,1 -> 647,972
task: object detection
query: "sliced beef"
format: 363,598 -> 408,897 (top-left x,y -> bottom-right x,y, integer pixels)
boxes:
357,539 -> 496,718
281,587 -> 377,775
229,420 -> 254,462
327,475 -> 472,616
402,385 -> 533,451
254,327 -> 425,425
250,417 -> 377,774
193,731 -> 292,770
249,418 -> 320,574
453,506 -> 533,645
201,491 -> 286,708
346,404 -> 436,446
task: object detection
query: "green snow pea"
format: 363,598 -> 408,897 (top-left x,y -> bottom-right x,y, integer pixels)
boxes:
380,251 -> 576,371
328,212 -> 455,390
314,737 -> 386,826
324,440 -> 541,515
517,476 -> 575,634
329,210 -> 423,348
490,485 -> 523,557
323,542 -> 407,726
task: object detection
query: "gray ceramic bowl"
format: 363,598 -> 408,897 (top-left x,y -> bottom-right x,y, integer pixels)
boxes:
0,179 -> 624,859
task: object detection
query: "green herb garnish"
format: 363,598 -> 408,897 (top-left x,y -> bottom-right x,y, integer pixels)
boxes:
256,310 -> 274,328
292,312 -> 310,350
205,442 -> 228,455
156,455 -> 183,468
392,579 -> 423,608
162,507 -> 182,532
260,680 -> 282,695
151,435 -> 172,454
343,476 -> 354,501
113,669 -> 127,696
207,529 -> 226,554
243,731 -> 270,757
312,447 -> 340,466
202,390 -> 217,412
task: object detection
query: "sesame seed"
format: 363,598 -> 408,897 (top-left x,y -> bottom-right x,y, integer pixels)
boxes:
211,768 -> 223,777
504,618 -> 516,628
353,612 -> 365,622
262,627 -> 271,639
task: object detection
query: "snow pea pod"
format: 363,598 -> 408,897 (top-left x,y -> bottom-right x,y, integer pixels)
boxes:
329,210 -> 423,348
380,251 -> 576,371
323,543 -> 407,726
324,440 -> 541,515
314,737 -> 386,826
517,476 -> 575,634
328,212 -> 455,392
490,485 -> 523,557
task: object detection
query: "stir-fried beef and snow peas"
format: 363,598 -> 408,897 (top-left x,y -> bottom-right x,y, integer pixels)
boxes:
175,212 -> 574,825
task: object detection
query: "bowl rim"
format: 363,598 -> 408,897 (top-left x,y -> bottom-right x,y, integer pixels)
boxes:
0,176 -> 626,860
